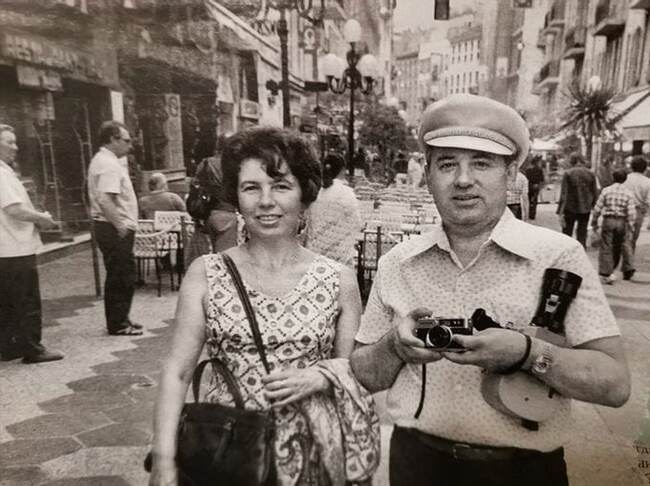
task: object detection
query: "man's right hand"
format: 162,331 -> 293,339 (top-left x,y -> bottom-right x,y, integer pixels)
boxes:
391,308 -> 444,364
115,224 -> 129,238
37,212 -> 57,230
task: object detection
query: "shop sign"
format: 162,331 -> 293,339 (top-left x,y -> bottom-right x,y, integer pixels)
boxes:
239,99 -> 261,120
1,32 -> 106,82
16,64 -> 62,91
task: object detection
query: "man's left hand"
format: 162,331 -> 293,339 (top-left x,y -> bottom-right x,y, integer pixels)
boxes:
442,328 -> 528,373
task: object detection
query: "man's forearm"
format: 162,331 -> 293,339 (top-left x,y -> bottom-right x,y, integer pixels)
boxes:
5,204 -> 47,224
523,338 -> 630,407
97,194 -> 126,230
350,330 -> 404,392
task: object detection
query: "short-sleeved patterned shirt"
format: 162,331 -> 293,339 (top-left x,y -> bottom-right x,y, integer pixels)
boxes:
356,209 -> 620,452
592,183 -> 636,226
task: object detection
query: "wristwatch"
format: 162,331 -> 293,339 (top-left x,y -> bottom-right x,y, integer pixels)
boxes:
531,343 -> 554,375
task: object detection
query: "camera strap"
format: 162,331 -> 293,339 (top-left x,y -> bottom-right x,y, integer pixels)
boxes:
414,364 -> 427,419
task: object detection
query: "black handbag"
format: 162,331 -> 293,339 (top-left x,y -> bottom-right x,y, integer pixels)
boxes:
145,253 -> 275,486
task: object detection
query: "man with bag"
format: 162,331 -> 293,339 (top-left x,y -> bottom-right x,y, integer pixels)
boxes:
350,94 -> 630,486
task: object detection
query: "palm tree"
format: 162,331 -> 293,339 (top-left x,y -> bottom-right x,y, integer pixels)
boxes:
561,81 -> 618,166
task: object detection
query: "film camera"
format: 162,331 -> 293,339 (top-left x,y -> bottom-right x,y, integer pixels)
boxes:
414,317 -> 472,350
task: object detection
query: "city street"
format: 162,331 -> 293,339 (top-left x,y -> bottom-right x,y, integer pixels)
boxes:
1,204 -> 650,486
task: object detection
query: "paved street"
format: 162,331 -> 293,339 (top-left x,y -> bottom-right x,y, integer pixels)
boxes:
1,204 -> 650,486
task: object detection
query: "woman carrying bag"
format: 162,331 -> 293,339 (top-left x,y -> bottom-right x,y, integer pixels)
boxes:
149,127 -> 379,486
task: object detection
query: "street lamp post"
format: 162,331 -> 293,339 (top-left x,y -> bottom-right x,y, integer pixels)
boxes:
321,19 -> 379,180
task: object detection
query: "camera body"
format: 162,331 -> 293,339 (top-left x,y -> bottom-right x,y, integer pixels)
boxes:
414,317 -> 472,350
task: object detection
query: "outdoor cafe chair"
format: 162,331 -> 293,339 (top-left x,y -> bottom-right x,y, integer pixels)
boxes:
134,219 -> 177,296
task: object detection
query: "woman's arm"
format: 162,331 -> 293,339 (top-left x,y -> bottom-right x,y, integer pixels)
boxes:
333,265 -> 362,358
261,265 -> 362,407
149,258 -> 209,484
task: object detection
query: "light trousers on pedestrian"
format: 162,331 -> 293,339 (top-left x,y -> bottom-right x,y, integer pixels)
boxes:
631,207 -> 646,253
598,217 -> 634,276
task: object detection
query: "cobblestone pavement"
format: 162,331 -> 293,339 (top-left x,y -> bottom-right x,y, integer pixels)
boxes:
1,204 -> 650,486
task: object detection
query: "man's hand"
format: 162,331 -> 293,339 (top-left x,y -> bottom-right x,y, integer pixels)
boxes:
442,328 -> 528,373
391,308 -> 444,364
262,367 -> 330,408
115,224 -> 129,238
37,211 -> 57,230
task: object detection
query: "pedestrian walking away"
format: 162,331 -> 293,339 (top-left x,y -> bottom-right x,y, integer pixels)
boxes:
623,155 -> 650,255
148,127 -> 379,486
0,124 -> 63,364
350,94 -> 630,486
557,152 -> 599,247
506,169 -> 529,220
524,156 -> 545,220
592,169 -> 637,284
304,152 -> 363,267
87,121 -> 142,336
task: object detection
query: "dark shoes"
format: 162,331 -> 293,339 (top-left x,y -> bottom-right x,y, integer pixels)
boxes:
22,350 -> 64,364
126,319 -> 143,330
623,270 -> 636,281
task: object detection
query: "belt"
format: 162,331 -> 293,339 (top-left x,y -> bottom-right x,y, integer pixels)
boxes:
407,428 -> 550,461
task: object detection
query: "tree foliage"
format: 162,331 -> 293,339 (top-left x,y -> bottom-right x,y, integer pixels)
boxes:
561,82 -> 618,162
357,104 -> 411,163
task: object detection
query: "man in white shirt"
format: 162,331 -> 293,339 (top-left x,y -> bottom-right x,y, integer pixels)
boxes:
88,121 -> 142,336
0,124 -> 63,363
350,95 -> 630,486
623,156 -> 650,275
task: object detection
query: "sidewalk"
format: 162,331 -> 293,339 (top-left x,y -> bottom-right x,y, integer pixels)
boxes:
1,204 -> 650,485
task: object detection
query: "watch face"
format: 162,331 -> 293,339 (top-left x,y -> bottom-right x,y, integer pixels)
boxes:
533,350 -> 553,374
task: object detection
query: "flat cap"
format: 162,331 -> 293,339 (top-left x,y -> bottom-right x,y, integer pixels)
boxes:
418,94 -> 530,167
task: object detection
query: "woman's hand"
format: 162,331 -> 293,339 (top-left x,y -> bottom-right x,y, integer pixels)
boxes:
262,367 -> 330,408
149,456 -> 177,486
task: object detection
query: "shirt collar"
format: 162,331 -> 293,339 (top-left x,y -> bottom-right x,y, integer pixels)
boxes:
400,208 -> 537,262
0,159 -> 15,173
99,146 -> 127,166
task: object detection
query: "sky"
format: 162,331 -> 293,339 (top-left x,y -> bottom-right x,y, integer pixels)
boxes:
393,0 -> 482,31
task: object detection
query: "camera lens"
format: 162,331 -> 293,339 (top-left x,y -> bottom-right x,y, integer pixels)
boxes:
425,326 -> 453,349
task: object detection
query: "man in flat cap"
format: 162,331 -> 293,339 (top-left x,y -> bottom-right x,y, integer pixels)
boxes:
350,94 -> 629,486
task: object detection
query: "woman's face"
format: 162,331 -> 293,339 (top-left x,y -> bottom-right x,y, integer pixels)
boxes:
237,158 -> 304,239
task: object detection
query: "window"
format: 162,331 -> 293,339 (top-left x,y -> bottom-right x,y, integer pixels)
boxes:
625,27 -> 642,89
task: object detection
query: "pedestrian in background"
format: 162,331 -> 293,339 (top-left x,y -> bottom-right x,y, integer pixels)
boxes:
304,152 -> 363,266
623,156 -> 650,254
524,155 -> 545,220
0,124 -> 63,363
87,121 -> 142,336
138,172 -> 185,219
557,152 -> 599,247
149,127 -> 378,486
393,151 -> 408,185
505,169 -> 529,220
408,152 -> 424,188
592,169 -> 636,284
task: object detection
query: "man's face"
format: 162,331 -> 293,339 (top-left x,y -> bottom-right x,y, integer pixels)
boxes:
110,127 -> 133,158
0,130 -> 18,165
425,147 -> 513,232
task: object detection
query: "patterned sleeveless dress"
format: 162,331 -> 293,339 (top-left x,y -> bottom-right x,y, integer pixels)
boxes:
202,252 -> 344,486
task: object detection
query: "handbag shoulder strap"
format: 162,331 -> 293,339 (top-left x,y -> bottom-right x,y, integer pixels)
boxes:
221,252 -> 271,374
191,357 -> 245,408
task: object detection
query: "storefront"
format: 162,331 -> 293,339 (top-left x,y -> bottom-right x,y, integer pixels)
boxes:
0,14 -> 120,232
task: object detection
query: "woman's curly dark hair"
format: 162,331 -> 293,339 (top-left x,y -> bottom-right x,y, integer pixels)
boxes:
220,127 -> 322,210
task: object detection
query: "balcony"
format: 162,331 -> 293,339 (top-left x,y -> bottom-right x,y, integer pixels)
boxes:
535,59 -> 560,90
594,0 -> 625,38
563,26 -> 586,60
540,0 -> 566,35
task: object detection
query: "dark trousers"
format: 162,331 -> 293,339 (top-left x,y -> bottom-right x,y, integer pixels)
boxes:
0,254 -> 46,357
94,221 -> 136,333
598,217 -> 634,276
528,184 -> 541,220
562,211 -> 590,248
389,426 -> 568,486
507,204 -> 522,220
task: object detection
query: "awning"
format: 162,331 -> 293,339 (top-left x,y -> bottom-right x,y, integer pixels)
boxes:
531,138 -> 560,151
617,93 -> 650,140
611,88 -> 650,120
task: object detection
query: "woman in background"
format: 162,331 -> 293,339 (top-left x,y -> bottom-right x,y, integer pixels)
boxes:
304,153 -> 363,267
